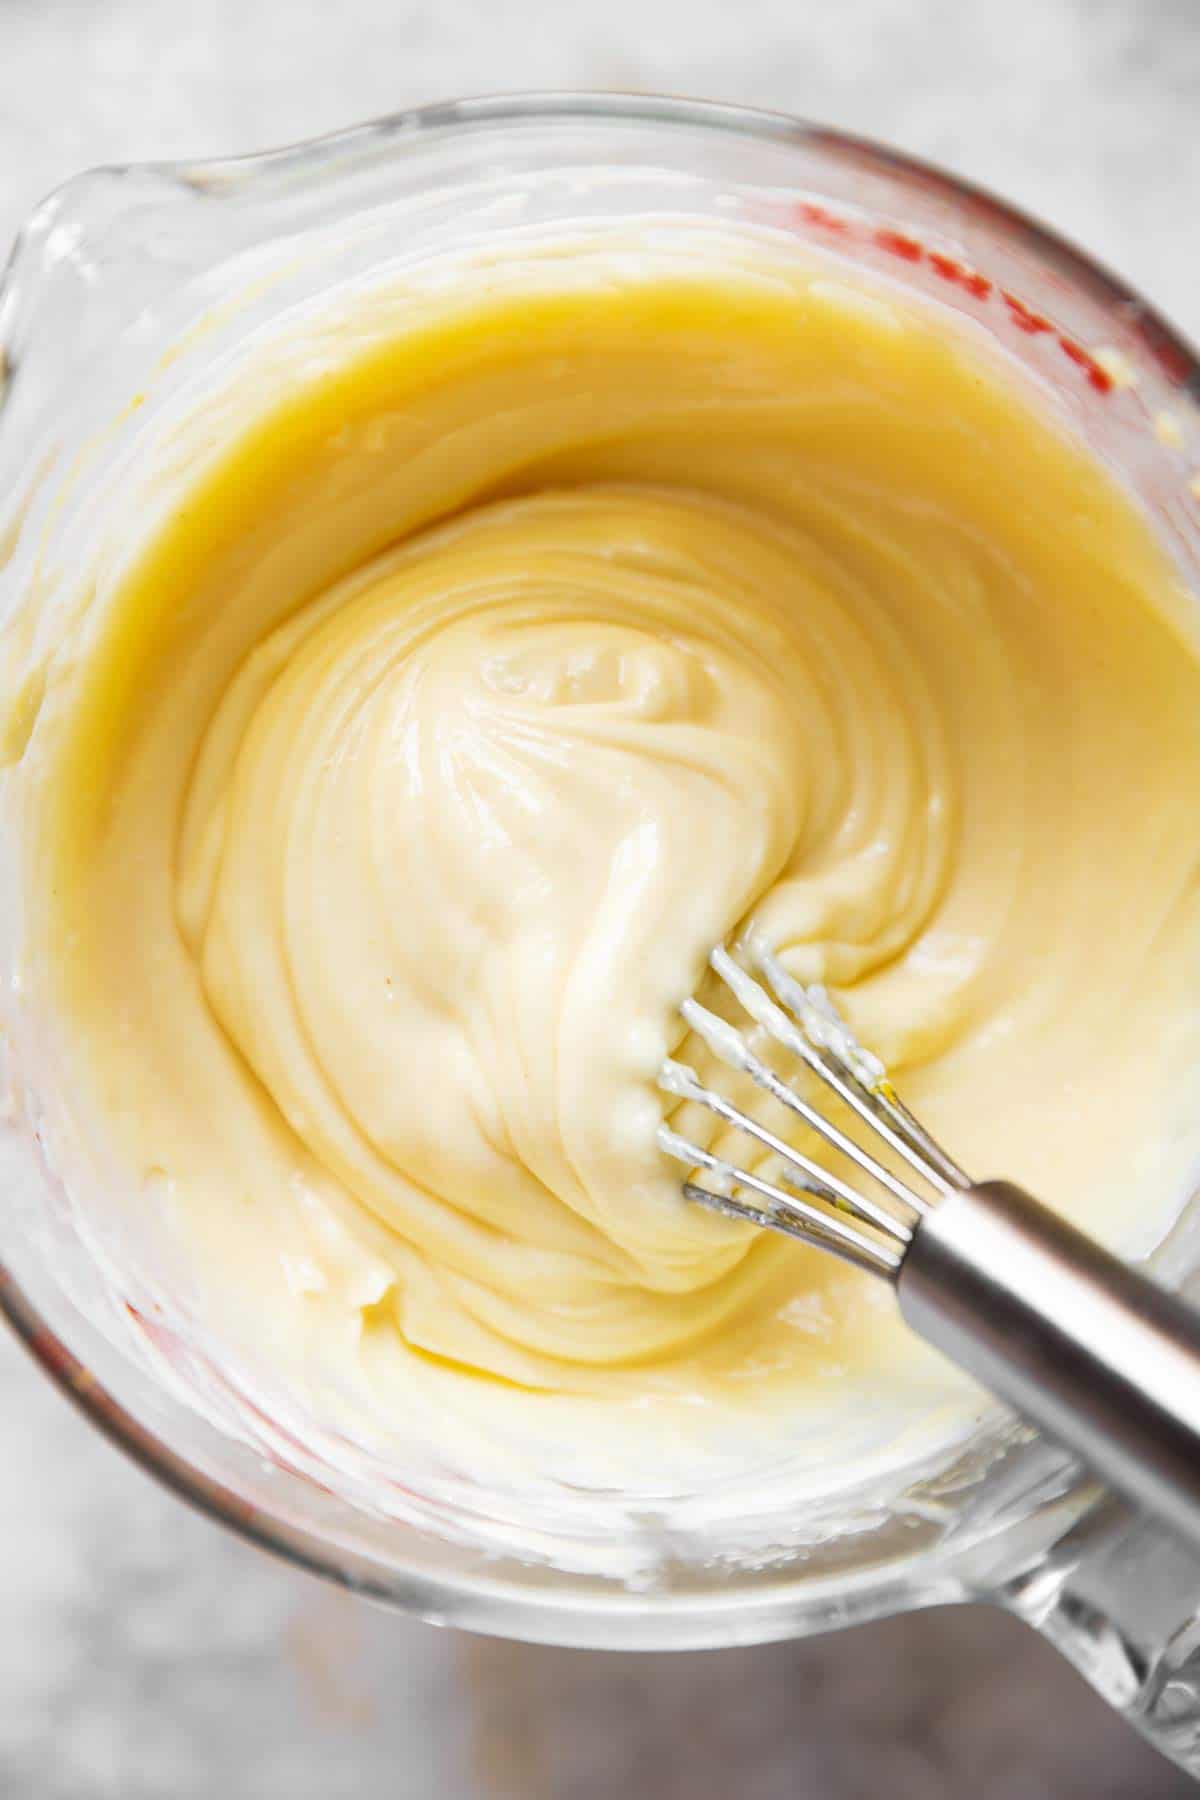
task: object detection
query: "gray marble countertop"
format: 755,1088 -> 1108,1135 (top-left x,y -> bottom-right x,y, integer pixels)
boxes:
1,2 -> 1198,1793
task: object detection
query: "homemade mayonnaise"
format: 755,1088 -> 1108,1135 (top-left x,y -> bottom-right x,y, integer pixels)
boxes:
17,230 -> 1200,1488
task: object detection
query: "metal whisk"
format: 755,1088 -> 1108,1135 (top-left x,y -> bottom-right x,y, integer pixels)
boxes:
660,944 -> 1200,1551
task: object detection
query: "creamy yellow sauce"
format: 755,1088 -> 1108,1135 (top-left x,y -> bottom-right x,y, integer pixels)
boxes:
15,229 -> 1200,1489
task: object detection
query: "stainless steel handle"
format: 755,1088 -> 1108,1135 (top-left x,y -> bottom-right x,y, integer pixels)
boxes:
898,1180 -> 1200,1553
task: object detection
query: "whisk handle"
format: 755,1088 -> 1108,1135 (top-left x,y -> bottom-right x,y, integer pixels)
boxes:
898,1179 -> 1200,1552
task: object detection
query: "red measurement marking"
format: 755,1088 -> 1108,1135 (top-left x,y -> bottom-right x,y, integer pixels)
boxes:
1001,290 -> 1052,335
125,1299 -> 175,1354
875,228 -> 923,262
1057,335 -> 1113,393
784,207 -> 1110,400
928,251 -> 992,299
793,201 -> 849,234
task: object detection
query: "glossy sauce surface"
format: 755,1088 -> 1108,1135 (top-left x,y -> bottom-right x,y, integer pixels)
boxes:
23,231 -> 1200,1483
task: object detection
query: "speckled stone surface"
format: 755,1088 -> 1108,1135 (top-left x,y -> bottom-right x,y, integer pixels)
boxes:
1,3 -> 1198,1793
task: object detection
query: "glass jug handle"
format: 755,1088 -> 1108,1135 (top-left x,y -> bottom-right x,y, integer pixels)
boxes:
998,1493 -> 1200,1773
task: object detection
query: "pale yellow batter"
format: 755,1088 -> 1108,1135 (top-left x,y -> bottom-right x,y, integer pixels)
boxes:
12,229 -> 1200,1490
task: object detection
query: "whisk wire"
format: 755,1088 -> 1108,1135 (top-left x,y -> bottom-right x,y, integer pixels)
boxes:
659,1056 -> 910,1241
682,1184 -> 902,1278
658,943 -> 972,1279
681,991 -> 924,1221
657,1127 -> 902,1277
725,947 -> 963,1203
